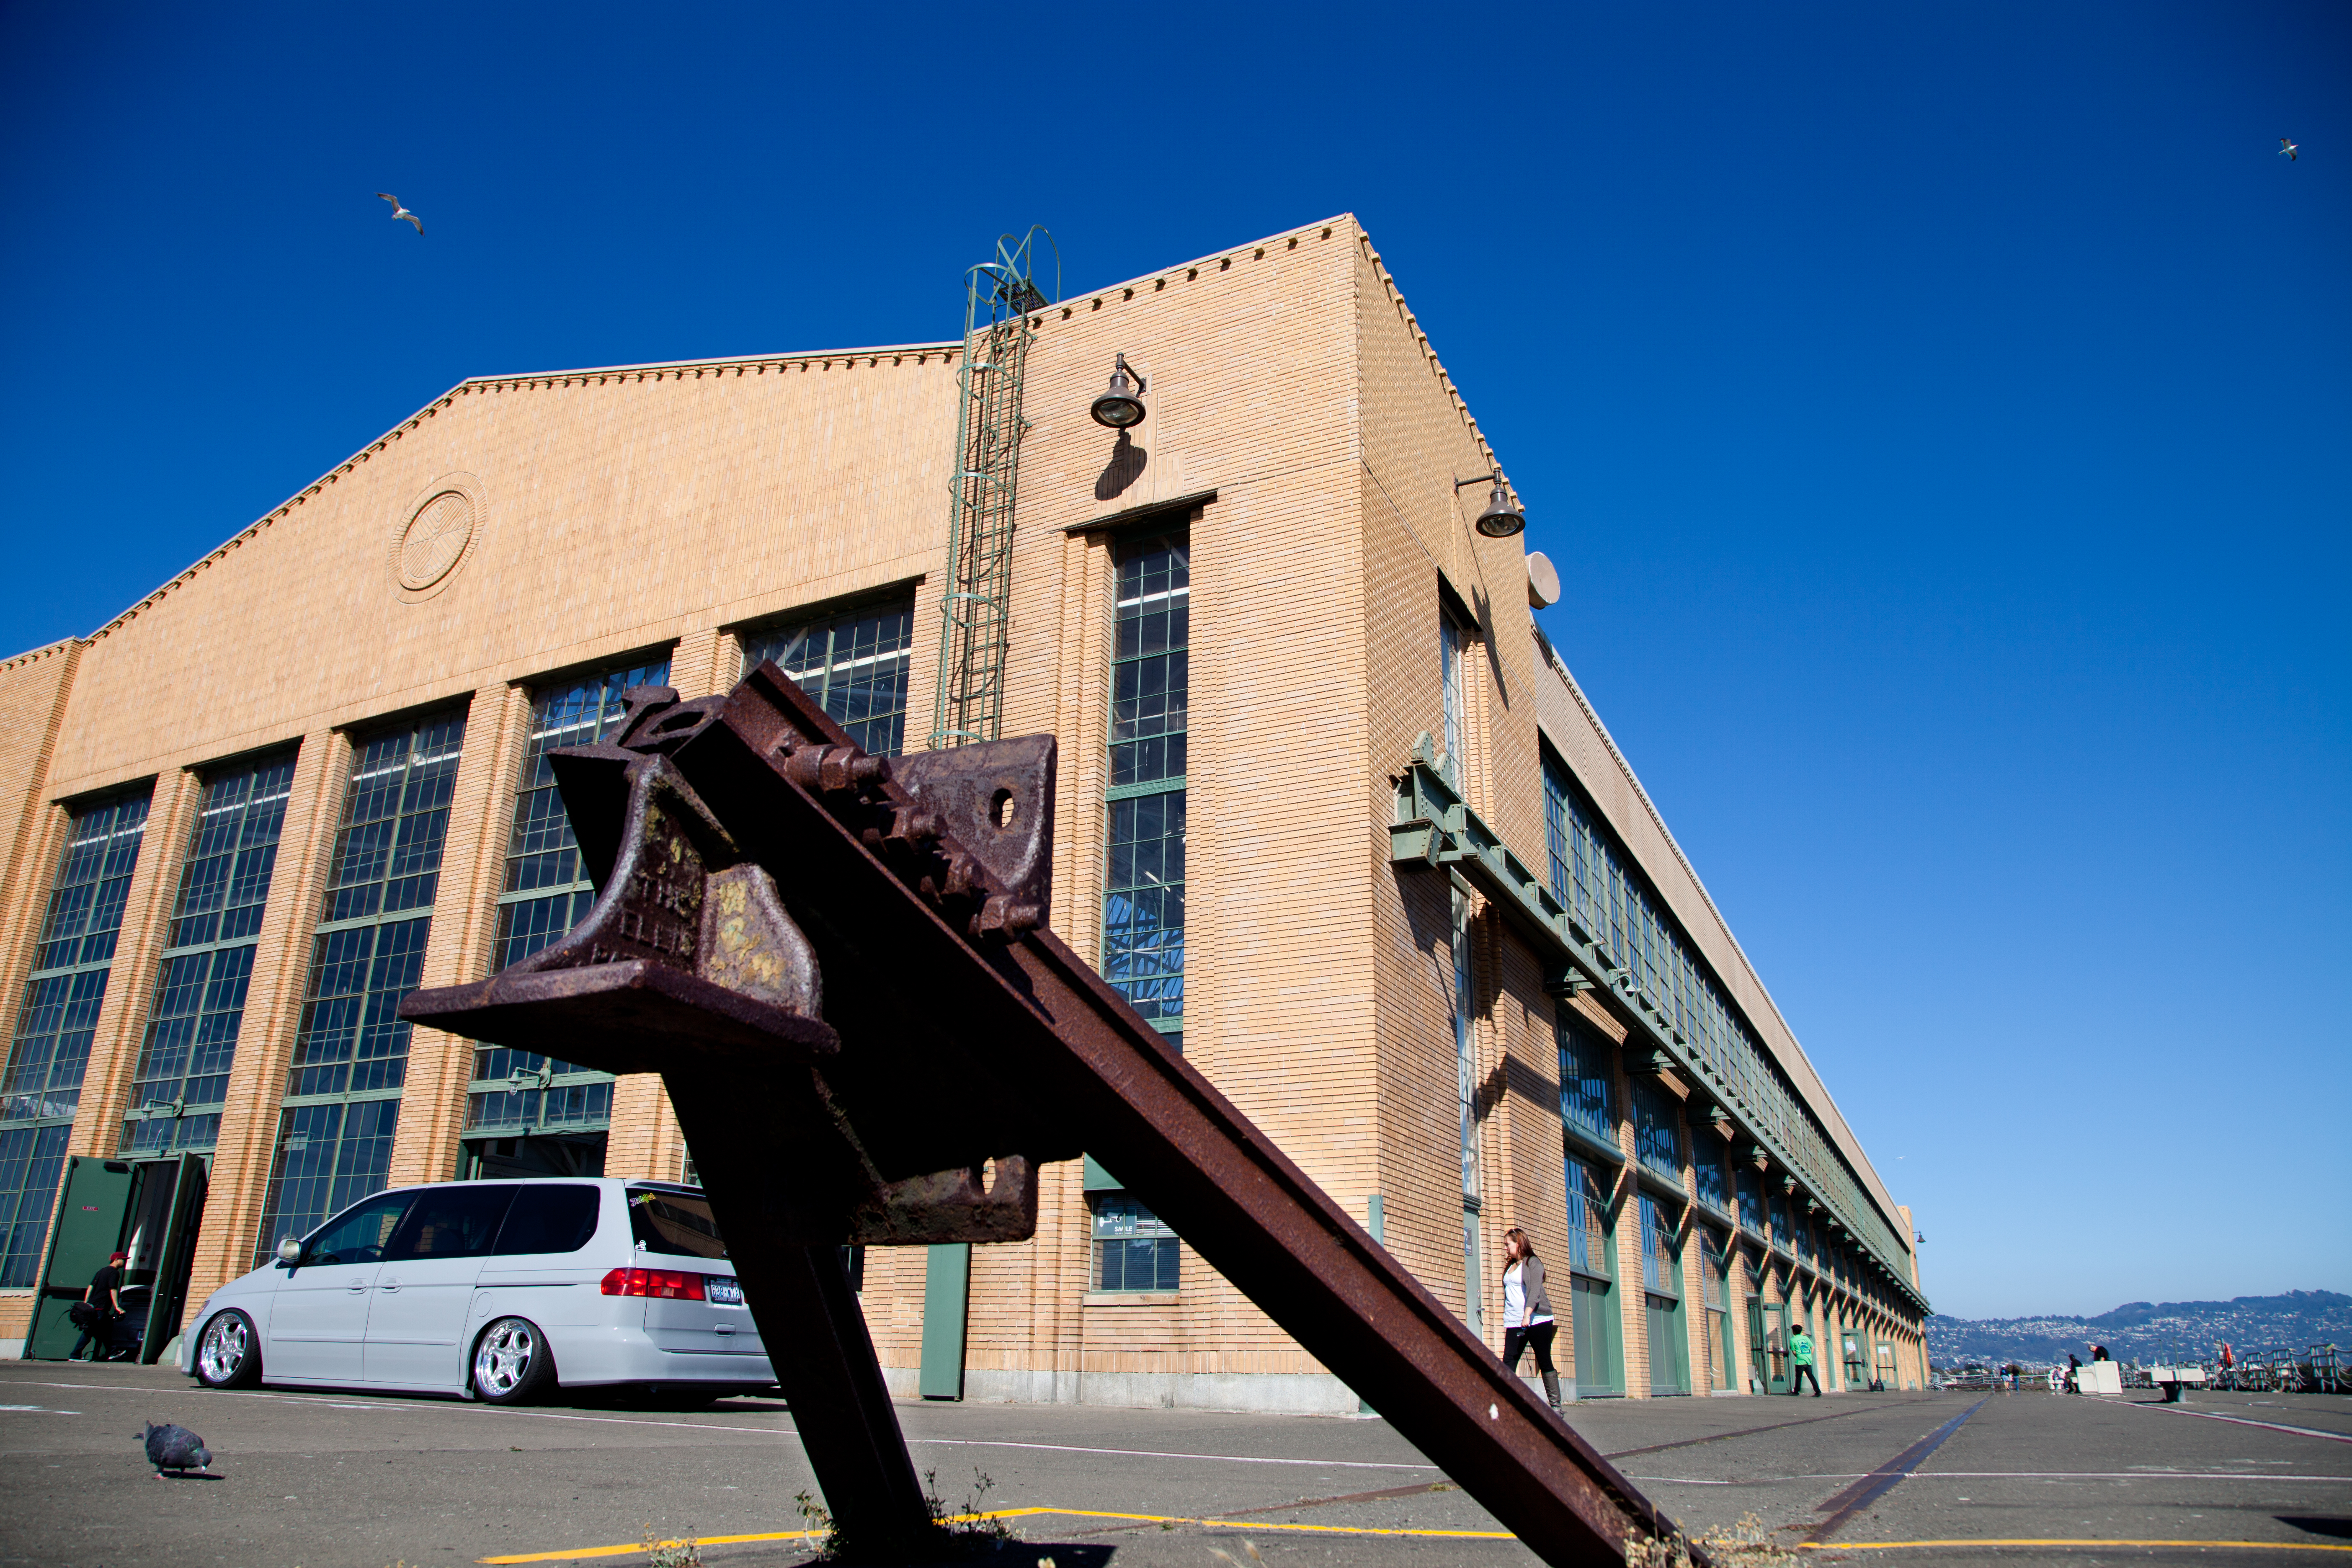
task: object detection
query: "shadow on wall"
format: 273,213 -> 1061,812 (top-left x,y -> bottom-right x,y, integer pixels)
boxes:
1096,433 -> 1146,500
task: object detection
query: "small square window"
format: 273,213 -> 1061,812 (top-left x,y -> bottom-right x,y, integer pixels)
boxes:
1089,1192 -> 1179,1292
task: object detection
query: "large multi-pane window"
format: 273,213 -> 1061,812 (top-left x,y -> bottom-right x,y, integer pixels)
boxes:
1691,1132 -> 1730,1214
1631,1076 -> 1683,1181
1102,536 -> 1186,1032
1441,612 -> 1470,789
741,601 -> 916,757
494,659 -> 671,972
256,716 -> 464,1261
124,753 -> 296,1155
0,792 -> 150,1287
467,659 -> 668,1142
1452,881 -> 1481,1334
1089,1191 -> 1179,1292
1557,1016 -> 1616,1150
1539,751 -> 1910,1284
1738,1167 -> 1768,1241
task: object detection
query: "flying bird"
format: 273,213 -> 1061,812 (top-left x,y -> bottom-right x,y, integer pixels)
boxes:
2279,138 -> 2299,162
376,192 -> 424,234
140,1420 -> 213,1478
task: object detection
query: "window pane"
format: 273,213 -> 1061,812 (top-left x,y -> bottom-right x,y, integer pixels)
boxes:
1557,1017 -> 1615,1145
385,1185 -> 516,1259
0,1124 -> 72,1287
254,1099 -> 402,1265
497,660 -> 669,971
495,1184 -> 601,1255
1090,1192 -> 1179,1292
743,602 -> 916,758
629,1188 -> 727,1258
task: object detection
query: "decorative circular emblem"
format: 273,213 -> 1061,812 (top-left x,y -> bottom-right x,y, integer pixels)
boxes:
389,473 -> 485,603
399,491 -> 474,590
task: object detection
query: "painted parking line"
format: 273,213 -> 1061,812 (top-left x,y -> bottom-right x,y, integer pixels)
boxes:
906,1436 -> 1442,1472
2130,1404 -> 2352,1444
477,1507 -> 1517,1563
1799,1540 -> 2352,1554
1634,1471 -> 2352,1485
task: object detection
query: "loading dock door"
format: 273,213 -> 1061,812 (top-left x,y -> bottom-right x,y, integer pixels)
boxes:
134,1154 -> 208,1362
25,1157 -> 137,1359
25,1155 -> 209,1362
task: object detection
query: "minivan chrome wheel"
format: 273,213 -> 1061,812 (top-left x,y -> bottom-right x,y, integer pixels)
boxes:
473,1316 -> 556,1404
195,1310 -> 260,1388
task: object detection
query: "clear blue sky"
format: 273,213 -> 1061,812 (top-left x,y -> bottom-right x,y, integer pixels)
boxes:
3,2 -> 2343,1320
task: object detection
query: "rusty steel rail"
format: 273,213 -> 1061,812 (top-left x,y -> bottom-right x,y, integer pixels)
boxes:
402,664 -> 1699,1565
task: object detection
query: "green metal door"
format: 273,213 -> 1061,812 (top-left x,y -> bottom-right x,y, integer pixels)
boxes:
918,1242 -> 970,1400
1753,1300 -> 1789,1394
134,1155 -> 209,1363
26,1157 -> 137,1359
1645,1292 -> 1689,1395
1570,1273 -> 1622,1397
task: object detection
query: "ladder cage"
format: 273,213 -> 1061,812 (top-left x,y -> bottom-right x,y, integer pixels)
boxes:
929,228 -> 1057,751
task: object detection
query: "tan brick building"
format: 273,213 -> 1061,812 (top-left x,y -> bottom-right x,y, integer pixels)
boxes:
0,216 -> 1929,1404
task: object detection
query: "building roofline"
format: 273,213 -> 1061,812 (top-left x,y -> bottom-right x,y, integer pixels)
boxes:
45,214 -> 1387,658
1533,624 -> 1911,1245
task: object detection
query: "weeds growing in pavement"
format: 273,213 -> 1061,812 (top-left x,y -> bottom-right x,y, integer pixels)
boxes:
1207,1541 -> 1266,1567
639,1522 -> 704,1568
926,1467 -> 1016,1549
794,1490 -> 845,1560
1625,1511 -> 1801,1567
789,1470 -> 1011,1560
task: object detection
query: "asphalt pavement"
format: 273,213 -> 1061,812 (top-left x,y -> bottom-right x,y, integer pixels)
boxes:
1,1362 -> 2346,1566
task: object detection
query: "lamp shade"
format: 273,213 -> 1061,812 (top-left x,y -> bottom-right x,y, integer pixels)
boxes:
1473,483 -> 1526,539
1090,356 -> 1146,429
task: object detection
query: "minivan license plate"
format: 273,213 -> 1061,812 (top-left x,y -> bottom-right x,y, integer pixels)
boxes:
705,1277 -> 743,1305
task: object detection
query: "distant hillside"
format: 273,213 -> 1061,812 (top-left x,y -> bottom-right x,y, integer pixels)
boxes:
1927,1290 -> 2352,1367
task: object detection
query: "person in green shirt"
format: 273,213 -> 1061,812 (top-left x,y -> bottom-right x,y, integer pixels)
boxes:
1789,1322 -> 1822,1396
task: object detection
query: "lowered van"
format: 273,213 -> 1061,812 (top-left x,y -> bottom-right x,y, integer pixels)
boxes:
178,1179 -> 771,1402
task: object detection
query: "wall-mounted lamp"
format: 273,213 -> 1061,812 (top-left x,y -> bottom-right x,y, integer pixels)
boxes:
1452,472 -> 1527,538
1089,353 -> 1148,429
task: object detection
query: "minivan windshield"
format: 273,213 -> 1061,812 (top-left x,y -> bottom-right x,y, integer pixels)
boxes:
628,1187 -> 726,1259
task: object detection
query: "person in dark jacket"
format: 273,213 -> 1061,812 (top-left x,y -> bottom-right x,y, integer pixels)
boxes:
69,1251 -> 126,1361
1500,1227 -> 1562,1413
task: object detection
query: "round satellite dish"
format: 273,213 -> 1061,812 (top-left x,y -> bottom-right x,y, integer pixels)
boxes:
1526,551 -> 1561,609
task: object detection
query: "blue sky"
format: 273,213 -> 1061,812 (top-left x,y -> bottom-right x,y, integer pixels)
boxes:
2,2 -> 2343,1319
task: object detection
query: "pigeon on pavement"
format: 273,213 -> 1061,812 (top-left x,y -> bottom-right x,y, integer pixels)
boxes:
376,193 -> 425,234
140,1421 -> 213,1478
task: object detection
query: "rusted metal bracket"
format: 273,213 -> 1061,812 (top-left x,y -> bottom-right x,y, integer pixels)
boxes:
403,665 -> 1699,1565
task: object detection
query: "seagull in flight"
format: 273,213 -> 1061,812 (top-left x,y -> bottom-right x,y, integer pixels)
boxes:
376,193 -> 424,234
2278,138 -> 2299,162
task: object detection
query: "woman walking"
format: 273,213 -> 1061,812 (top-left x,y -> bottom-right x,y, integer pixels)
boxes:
1501,1227 -> 1562,1414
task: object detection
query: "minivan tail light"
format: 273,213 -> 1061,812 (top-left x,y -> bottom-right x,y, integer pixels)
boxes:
599,1267 -> 705,1300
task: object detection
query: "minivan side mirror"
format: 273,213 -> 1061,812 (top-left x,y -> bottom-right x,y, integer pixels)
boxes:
276,1237 -> 303,1267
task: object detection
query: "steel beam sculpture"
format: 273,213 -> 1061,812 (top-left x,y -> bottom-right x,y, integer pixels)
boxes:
402,664 -> 1700,1565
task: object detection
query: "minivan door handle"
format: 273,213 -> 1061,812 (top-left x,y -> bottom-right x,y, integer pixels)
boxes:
377,1279 -> 401,1293
347,1284 -> 371,1294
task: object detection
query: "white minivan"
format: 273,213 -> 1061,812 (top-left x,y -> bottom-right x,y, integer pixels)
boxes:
179,1179 -> 773,1402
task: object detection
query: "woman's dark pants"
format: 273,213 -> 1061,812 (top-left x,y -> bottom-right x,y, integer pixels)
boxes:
1504,1320 -> 1558,1375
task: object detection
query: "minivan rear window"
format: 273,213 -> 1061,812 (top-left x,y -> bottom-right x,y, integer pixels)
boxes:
628,1188 -> 726,1259
495,1184 -> 601,1255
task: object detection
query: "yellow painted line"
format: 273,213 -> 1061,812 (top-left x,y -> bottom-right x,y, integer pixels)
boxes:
476,1505 -> 1516,1562
1800,1540 -> 2352,1554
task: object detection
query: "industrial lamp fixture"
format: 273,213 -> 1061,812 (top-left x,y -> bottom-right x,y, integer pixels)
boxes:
1089,353 -> 1148,429
1453,471 -> 1527,538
